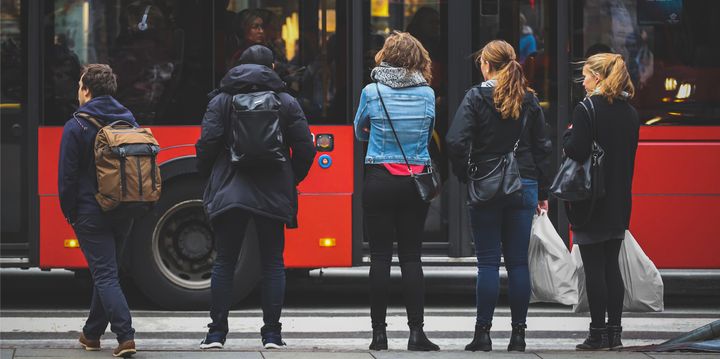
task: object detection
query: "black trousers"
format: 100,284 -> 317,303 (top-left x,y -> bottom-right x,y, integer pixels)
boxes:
579,239 -> 624,327
363,165 -> 430,328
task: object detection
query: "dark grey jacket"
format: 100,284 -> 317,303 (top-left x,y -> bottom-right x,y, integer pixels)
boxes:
196,64 -> 316,225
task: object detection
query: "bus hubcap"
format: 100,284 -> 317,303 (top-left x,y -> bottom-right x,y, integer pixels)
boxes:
152,200 -> 214,290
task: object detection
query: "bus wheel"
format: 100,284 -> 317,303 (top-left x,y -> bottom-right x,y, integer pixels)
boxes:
130,176 -> 261,310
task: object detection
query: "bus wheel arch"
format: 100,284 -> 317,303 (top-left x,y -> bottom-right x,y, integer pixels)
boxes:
130,171 -> 261,310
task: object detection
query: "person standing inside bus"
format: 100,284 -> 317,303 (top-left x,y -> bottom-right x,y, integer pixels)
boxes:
196,45 -> 316,350
446,40 -> 552,352
58,64 -> 138,357
354,31 -> 440,352
566,53 -> 639,351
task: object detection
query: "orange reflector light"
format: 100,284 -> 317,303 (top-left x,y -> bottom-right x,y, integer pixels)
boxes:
64,239 -> 80,248
319,238 -> 336,247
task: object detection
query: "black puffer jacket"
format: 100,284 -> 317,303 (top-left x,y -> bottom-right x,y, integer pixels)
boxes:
446,85 -> 553,200
196,64 -> 316,225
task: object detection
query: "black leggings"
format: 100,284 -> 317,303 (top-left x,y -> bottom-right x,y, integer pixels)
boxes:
579,239 -> 624,327
363,165 -> 430,328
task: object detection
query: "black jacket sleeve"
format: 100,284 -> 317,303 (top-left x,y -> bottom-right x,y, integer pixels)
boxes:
196,94 -> 230,177
529,99 -> 553,200
58,121 -> 81,222
446,88 -> 484,183
282,96 -> 316,184
563,102 -> 593,162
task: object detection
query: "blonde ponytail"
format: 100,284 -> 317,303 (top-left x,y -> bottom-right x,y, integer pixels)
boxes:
585,53 -> 635,103
477,40 -> 533,120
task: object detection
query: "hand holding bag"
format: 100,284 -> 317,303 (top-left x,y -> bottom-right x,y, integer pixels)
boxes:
465,105 -> 528,206
375,83 -> 441,203
529,212 -> 579,305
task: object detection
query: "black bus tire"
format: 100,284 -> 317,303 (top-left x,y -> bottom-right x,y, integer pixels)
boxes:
130,176 -> 261,310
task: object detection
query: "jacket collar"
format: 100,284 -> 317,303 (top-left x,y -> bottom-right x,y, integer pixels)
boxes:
371,62 -> 427,89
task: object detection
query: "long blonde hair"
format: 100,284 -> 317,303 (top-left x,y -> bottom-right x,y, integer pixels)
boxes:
477,40 -> 532,120
375,31 -> 432,83
584,53 -> 635,103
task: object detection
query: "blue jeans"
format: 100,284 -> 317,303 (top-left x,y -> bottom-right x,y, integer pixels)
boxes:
74,211 -> 137,343
208,209 -> 285,336
469,178 -> 537,326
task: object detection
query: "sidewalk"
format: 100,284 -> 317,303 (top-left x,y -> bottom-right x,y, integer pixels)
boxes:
2,348 -> 717,359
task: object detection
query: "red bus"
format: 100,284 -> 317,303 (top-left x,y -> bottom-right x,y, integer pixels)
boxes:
2,0 -> 718,309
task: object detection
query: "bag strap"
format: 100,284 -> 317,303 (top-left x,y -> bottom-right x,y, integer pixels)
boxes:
467,89 -> 529,167
568,97 -> 599,228
74,112 -> 105,130
375,83 -> 413,174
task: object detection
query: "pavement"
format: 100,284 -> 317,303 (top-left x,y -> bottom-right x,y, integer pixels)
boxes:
1,348 -> 719,359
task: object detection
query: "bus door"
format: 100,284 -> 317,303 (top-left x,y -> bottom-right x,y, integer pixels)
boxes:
1,1 -> 31,265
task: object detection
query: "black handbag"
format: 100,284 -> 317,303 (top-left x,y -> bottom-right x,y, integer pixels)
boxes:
375,83 -> 441,203
549,97 -> 606,226
465,108 -> 528,206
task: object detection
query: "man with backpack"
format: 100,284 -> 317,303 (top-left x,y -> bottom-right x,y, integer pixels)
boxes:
58,64 -> 147,357
196,45 -> 316,350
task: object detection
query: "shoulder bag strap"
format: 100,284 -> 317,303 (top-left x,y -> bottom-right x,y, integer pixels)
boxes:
74,112 -> 104,130
375,83 -> 413,174
567,97 -> 599,228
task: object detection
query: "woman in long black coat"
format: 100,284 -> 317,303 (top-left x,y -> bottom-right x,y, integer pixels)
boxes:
564,53 -> 639,351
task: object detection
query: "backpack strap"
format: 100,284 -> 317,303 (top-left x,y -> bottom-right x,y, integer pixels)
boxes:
74,112 -> 105,130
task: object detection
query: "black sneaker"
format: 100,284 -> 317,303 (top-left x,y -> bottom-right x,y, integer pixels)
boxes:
200,331 -> 226,349
262,334 -> 287,349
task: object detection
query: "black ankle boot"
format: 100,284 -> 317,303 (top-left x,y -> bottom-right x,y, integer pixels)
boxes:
369,323 -> 388,350
607,324 -> 623,349
507,323 -> 526,352
407,325 -> 439,351
465,324 -> 492,352
576,325 -> 609,351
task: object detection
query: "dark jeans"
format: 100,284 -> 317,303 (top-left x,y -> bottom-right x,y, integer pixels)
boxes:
363,165 -> 430,328
208,208 -> 285,336
579,239 -> 624,327
468,178 -> 537,326
74,210 -> 138,343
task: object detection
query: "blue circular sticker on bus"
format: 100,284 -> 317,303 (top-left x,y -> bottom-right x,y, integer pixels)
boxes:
318,154 -> 332,169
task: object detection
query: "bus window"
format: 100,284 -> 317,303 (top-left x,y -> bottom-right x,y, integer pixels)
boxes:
43,0 -> 213,126
575,0 -> 720,126
216,1 -> 348,124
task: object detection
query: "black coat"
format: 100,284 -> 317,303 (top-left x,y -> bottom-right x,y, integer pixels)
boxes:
446,86 -> 553,199
563,95 -> 639,233
196,64 -> 316,225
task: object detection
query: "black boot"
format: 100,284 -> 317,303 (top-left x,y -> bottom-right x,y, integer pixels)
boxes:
369,323 -> 388,351
576,326 -> 609,351
607,324 -> 623,349
507,323 -> 526,352
465,324 -> 492,352
407,325 -> 439,351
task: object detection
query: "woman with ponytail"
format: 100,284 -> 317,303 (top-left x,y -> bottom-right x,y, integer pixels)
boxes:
446,40 -> 552,352
565,53 -> 639,351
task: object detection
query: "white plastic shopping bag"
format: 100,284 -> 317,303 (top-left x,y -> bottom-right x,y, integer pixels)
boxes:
573,230 -> 664,313
529,213 -> 579,305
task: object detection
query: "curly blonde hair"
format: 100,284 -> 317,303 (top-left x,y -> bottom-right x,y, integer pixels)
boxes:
375,31 -> 432,83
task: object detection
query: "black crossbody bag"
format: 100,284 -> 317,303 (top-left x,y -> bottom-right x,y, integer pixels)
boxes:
466,105 -> 528,206
549,97 -> 606,227
375,83 -> 441,203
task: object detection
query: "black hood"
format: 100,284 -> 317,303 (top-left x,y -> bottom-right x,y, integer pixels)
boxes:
210,64 -> 285,98
77,95 -> 137,125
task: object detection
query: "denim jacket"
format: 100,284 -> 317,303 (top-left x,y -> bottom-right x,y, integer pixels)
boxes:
354,82 -> 435,165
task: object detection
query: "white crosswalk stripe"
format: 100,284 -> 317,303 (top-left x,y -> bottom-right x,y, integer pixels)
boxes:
2,308 -> 717,351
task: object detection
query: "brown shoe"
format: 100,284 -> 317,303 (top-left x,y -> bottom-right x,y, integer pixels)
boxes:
113,340 -> 136,357
79,333 -> 101,351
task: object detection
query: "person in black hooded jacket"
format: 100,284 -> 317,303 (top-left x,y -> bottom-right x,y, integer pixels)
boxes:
195,45 -> 316,350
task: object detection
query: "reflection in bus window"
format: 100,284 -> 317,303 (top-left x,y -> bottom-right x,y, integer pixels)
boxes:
579,0 -> 720,126
218,1 -> 347,124
1,0 -> 24,104
43,0 -> 213,125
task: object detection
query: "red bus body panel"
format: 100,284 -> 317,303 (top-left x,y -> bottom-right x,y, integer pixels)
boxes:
37,125 -> 354,269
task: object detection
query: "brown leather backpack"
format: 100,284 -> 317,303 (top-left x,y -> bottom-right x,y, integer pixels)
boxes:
76,113 -> 162,211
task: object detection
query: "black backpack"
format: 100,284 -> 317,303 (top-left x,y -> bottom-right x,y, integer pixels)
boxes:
229,90 -> 287,166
